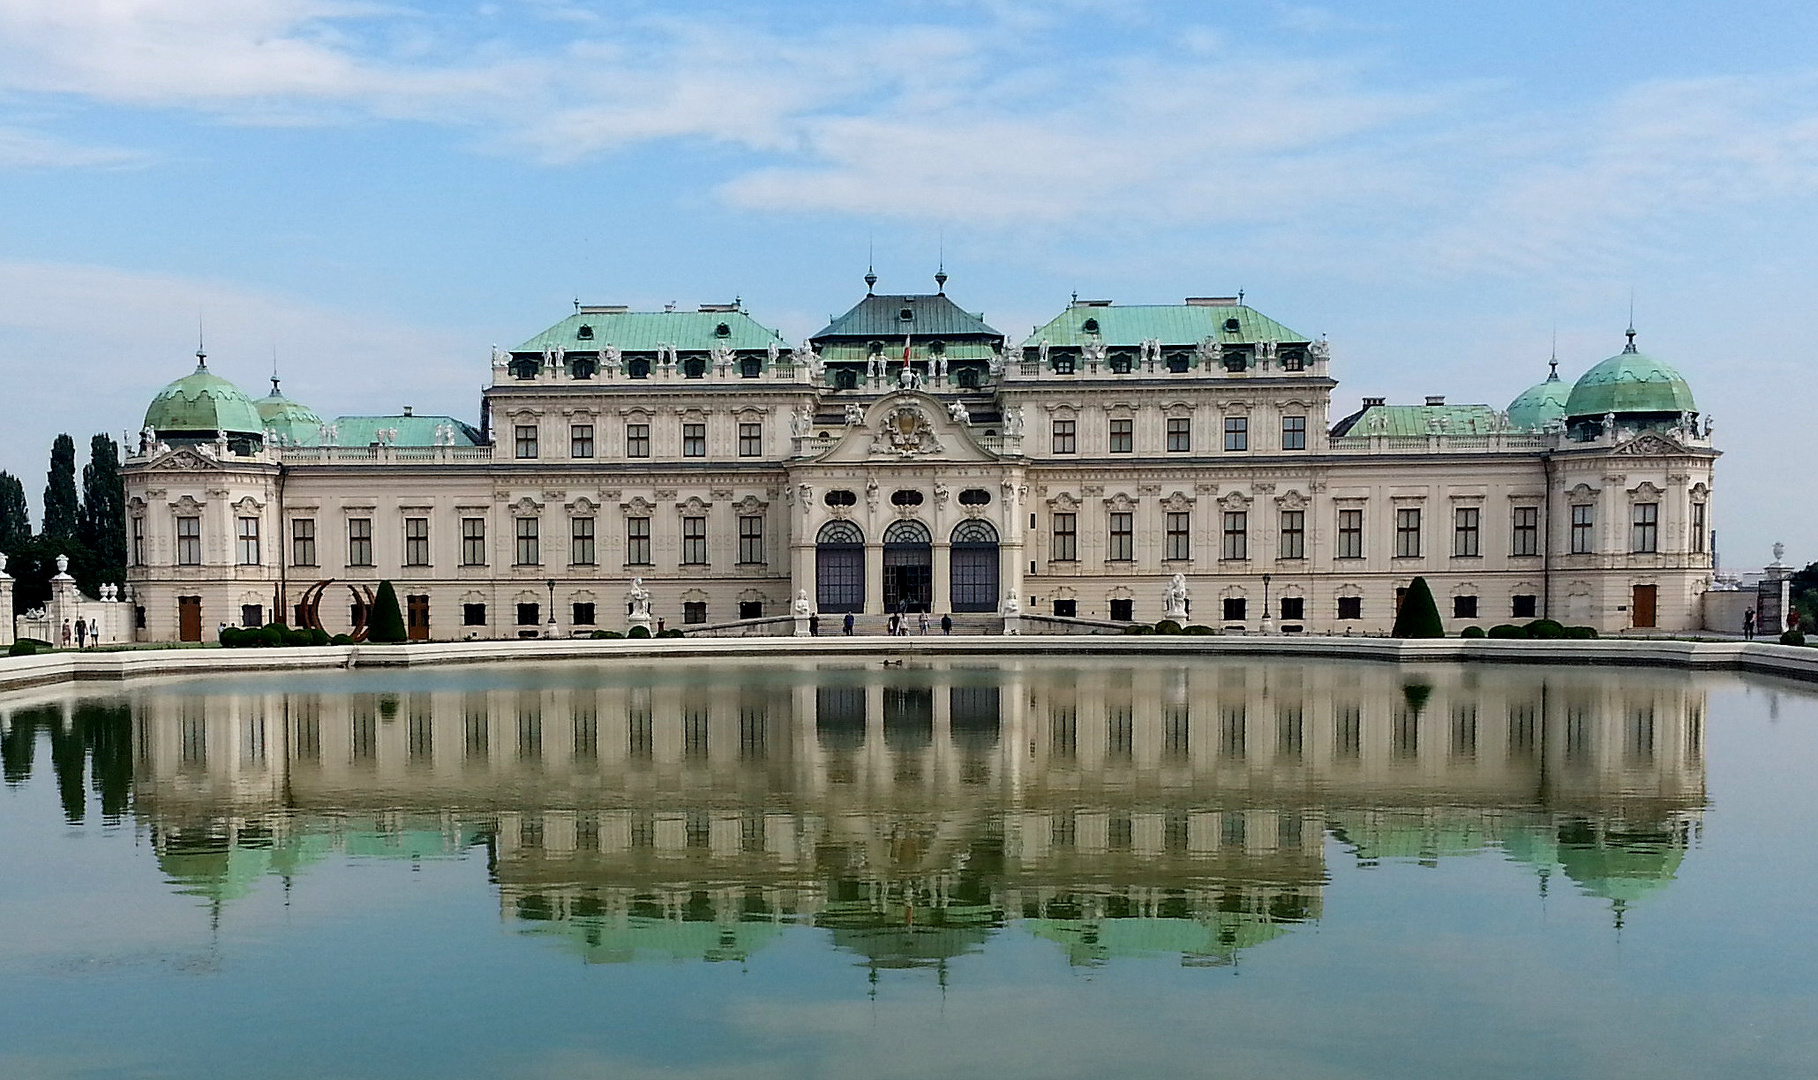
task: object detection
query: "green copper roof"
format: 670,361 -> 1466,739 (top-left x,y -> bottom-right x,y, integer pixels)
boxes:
328,414 -> 483,447
814,293 -> 1001,341
1506,368 -> 1571,431
254,378 -> 325,446
1330,402 -> 1508,437
1564,338 -> 1697,419
515,309 -> 786,354
144,359 -> 266,437
1025,302 -> 1307,348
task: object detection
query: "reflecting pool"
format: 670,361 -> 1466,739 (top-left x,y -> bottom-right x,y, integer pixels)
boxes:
2,657 -> 1815,1079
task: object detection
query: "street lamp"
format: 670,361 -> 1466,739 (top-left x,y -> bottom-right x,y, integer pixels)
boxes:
1261,573 -> 1273,634
546,578 -> 556,638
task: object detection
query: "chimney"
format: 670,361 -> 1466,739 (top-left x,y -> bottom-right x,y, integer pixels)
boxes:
1425,395 -> 1446,407
1362,397 -> 1385,408
403,405 -> 414,417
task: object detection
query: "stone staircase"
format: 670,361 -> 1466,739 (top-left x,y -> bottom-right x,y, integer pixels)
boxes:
817,613 -> 1002,636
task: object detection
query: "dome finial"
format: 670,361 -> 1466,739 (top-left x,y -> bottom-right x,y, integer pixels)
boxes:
196,316 -> 207,369
1548,327 -> 1559,380
1624,291 -> 1637,353
865,236 -> 876,294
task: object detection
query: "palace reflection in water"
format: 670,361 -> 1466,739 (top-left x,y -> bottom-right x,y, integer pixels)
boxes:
1,659 -> 1707,970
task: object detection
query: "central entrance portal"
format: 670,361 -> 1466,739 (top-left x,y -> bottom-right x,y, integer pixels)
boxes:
882,519 -> 933,613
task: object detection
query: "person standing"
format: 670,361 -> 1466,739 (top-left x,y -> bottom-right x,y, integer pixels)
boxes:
918,611 -> 929,635
843,612 -> 855,636
941,613 -> 952,635
809,613 -> 820,637
74,619 -> 86,648
62,620 -> 72,648
88,618 -> 99,647
1744,608 -> 1756,640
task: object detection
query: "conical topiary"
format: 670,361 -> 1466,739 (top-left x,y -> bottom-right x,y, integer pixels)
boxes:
1391,576 -> 1445,638
368,580 -> 408,643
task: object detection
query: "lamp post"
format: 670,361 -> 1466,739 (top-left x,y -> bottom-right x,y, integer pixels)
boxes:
1261,573 -> 1273,635
546,578 -> 556,638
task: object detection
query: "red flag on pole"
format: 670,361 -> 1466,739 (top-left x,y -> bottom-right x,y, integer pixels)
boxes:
902,332 -> 912,368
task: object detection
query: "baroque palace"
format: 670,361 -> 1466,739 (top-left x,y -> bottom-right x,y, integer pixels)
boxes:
119,274 -> 1716,641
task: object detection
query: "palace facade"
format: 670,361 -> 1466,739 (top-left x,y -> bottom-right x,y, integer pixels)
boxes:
119,277 -> 1717,640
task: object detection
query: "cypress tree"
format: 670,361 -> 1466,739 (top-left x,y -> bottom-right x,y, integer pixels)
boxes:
1391,576 -> 1446,638
80,434 -> 126,587
0,470 -> 30,554
368,580 -> 408,643
42,434 -> 80,543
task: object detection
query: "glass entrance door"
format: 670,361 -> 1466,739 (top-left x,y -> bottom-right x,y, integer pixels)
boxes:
882,520 -> 933,613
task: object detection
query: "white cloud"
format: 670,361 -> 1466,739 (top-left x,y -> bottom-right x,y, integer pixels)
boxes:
0,125 -> 141,168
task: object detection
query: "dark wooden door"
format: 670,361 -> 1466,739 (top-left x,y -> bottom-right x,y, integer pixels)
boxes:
407,595 -> 430,641
178,596 -> 202,642
1632,584 -> 1658,629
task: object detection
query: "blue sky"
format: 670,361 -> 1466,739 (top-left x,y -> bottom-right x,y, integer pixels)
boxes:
0,0 -> 1812,566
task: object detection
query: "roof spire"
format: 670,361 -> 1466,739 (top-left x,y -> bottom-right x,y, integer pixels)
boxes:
271,343 -> 281,395
1548,327 -> 1559,380
865,236 -> 876,294
935,231 -> 947,293
1625,291 -> 1637,353
196,316 -> 207,369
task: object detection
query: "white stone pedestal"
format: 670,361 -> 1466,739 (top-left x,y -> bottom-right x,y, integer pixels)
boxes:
794,615 -> 812,637
0,564 -> 13,648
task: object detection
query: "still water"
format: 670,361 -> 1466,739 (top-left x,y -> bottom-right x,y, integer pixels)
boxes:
1,656 -> 1814,1079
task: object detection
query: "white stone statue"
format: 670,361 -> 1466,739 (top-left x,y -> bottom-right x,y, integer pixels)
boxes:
798,483 -> 813,508
55,554 -> 70,576
710,343 -> 735,373
140,426 -> 157,454
1003,588 -> 1022,614
1310,337 -> 1331,363
897,366 -> 922,390
0,552 -> 8,576
628,577 -> 652,619
792,403 -> 814,438
1773,542 -> 1787,566
1603,411 -> 1617,437
1195,336 -> 1222,367
1704,414 -> 1715,437
1164,574 -> 1189,620
867,350 -> 886,379
949,400 -> 970,424
1082,341 -> 1107,367
601,343 -> 621,372
931,351 -> 947,378
866,478 -> 880,510
794,340 -> 822,380
766,340 -> 779,368
793,589 -> 812,616
845,402 -> 865,426
214,430 -> 229,457
491,344 -> 510,371
1038,339 -> 1051,367
1004,406 -> 1024,437
934,481 -> 950,506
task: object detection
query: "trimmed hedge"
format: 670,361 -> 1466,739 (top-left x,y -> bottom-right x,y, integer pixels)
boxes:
368,580 -> 407,644
1391,577 -> 1445,638
8,639 -> 38,656
1182,624 -> 1215,635
1154,619 -> 1183,635
590,630 -> 624,639
1783,630 -> 1807,646
627,625 -> 651,638
1524,618 -> 1567,640
1460,626 -> 1485,638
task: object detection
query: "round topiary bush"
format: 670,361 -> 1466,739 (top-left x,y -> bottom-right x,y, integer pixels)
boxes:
590,630 -> 624,639
284,627 -> 314,647
1487,624 -> 1525,639
1524,619 -> 1567,640
1460,626 -> 1486,638
627,625 -> 651,639
331,634 -> 354,645
1182,625 -> 1214,635
8,639 -> 37,657
1563,625 -> 1600,639
309,627 -> 331,646
220,626 -> 243,647
1781,630 -> 1806,646
1122,624 -> 1154,634
1154,619 -> 1183,635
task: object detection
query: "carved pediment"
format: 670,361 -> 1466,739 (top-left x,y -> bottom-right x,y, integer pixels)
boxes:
621,496 -> 656,516
1612,433 -> 1690,457
157,448 -> 223,472
813,391 -> 998,464
1162,490 -> 1194,512
1275,489 -> 1308,510
677,495 -> 712,514
510,496 -> 543,514
734,495 -> 768,516
870,405 -> 944,458
567,496 -> 598,514
1049,491 -> 1080,511
1220,491 -> 1251,510
1105,491 -> 1138,511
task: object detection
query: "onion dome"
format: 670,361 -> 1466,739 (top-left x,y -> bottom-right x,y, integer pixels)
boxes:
254,376 -> 323,447
1564,330 -> 1697,423
1506,361 -> 1570,431
143,351 -> 265,441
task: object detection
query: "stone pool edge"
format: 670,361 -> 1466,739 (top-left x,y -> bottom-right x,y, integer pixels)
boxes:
2,635 -> 1815,693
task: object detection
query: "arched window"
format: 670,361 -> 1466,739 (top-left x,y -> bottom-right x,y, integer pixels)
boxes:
958,488 -> 991,507
950,519 -> 1000,612
1109,353 -> 1132,374
568,356 -> 596,380
834,368 -> 858,390
715,322 -> 731,337
815,520 -> 865,613
956,367 -> 980,389
628,357 -> 650,379
683,356 -> 706,379
1082,317 -> 1099,334
883,519 -> 931,545
824,489 -> 858,508
509,357 -> 538,380
1280,348 -> 1305,371
817,520 -> 864,544
951,519 -> 999,544
890,489 -> 924,507
1224,350 -> 1249,373
1167,353 -> 1189,373
740,356 -> 761,378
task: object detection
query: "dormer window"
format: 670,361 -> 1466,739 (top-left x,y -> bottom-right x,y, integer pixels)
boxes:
683,356 -> 706,379
715,322 -> 731,337
1223,317 -> 1241,332
1082,317 -> 1099,334
868,341 -> 884,355
898,308 -> 914,321
1167,353 -> 1189,373
1109,353 -> 1132,374
1054,354 -> 1075,375
928,339 -> 945,355
1281,348 -> 1305,372
740,357 -> 760,378
629,357 -> 650,379
576,324 -> 594,340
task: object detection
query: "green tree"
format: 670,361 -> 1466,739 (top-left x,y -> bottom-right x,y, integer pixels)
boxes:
367,580 -> 407,643
79,434 -> 126,589
0,470 -> 29,554
42,434 -> 80,542
1791,562 -> 1818,630
1391,576 -> 1446,638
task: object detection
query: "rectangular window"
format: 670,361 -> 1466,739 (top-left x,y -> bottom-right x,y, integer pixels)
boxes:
1052,513 -> 1078,561
403,517 -> 429,566
570,424 -> 594,458
738,515 -> 764,564
738,601 -> 763,620
1337,596 -> 1362,620
516,602 -> 539,626
1109,598 -> 1134,621
462,603 -> 486,626
681,516 -> 707,565
1166,512 -> 1190,561
738,422 -> 762,457
1280,510 -> 1305,559
514,517 -> 539,565
130,517 -> 146,567
570,517 -> 595,566
1223,597 -> 1247,622
175,516 -> 202,565
1166,417 -> 1191,452
626,517 -> 652,565
241,603 -> 262,628
1337,509 -> 1363,559
682,422 -> 706,458
235,517 -> 260,565
1453,507 -> 1481,557
1108,512 -> 1134,561
1224,416 -> 1249,451
684,601 -> 707,624
1281,596 -> 1305,621
1571,505 -> 1595,554
626,423 -> 650,458
1454,595 -> 1478,619
460,517 -> 486,566
1395,508 -> 1422,558
1632,502 -> 1659,553
1512,594 -> 1538,618
347,518 -> 373,567
514,424 -> 538,459
572,602 -> 595,626
1108,418 -> 1133,453
1691,501 -> 1706,553
1511,506 -> 1539,556
1281,415 -> 1307,450
1052,419 -> 1076,454
1222,511 -> 1248,560
291,518 -> 316,567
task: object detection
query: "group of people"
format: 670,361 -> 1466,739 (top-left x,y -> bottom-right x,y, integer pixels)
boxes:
1742,606 -> 1802,640
60,618 -> 102,649
807,610 -> 955,636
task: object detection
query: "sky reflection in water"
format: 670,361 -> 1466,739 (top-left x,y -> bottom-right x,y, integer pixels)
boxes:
0,656 -> 1814,1080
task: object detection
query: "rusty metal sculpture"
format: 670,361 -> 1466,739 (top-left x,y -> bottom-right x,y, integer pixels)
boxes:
295,579 -> 376,642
